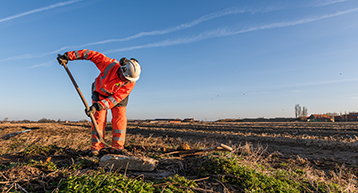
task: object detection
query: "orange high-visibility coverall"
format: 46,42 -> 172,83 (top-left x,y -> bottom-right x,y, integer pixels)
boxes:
66,49 -> 136,150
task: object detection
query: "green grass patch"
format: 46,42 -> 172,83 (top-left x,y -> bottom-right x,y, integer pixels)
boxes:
25,159 -> 58,171
198,154 -> 343,192
0,162 -> 19,170
59,172 -> 155,192
155,174 -> 197,193
22,144 -> 63,156
58,172 -> 198,193
67,158 -> 96,170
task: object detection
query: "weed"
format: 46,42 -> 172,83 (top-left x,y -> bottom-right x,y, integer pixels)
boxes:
198,154 -> 343,192
155,174 -> 197,193
59,172 -> 155,192
279,162 -> 289,167
9,142 -> 22,150
0,162 -> 19,170
69,158 -> 95,170
295,169 -> 304,175
25,159 -> 58,171
22,144 -> 60,156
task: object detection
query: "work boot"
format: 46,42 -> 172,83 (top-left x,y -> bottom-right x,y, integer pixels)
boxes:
89,150 -> 99,157
100,148 -> 110,155
111,148 -> 128,155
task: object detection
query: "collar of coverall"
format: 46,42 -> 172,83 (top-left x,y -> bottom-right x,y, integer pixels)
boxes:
117,69 -> 130,82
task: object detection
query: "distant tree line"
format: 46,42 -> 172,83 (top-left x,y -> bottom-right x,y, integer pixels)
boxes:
1,118 -> 89,123
37,118 -> 57,123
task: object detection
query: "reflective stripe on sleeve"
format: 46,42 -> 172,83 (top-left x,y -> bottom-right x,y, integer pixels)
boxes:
93,60 -> 120,96
101,99 -> 110,109
102,61 -> 117,79
95,61 -> 118,95
83,50 -> 90,60
74,51 -> 81,59
108,96 -> 118,106
100,87 -> 112,95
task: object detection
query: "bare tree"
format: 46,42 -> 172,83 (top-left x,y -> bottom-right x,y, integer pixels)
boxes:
302,106 -> 308,116
294,104 -> 301,118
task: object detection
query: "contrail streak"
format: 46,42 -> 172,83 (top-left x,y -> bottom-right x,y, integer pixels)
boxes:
1,6 -> 357,63
47,7 -> 261,54
314,0 -> 351,7
1,7 -> 251,61
16,7 -> 262,58
27,61 -> 53,69
0,0 -> 82,23
7,6 -> 259,60
105,7 -> 358,54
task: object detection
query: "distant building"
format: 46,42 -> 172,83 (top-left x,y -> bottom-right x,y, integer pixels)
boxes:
307,114 -> 334,122
183,118 -> 195,122
154,118 -> 175,122
169,120 -> 181,123
334,112 -> 358,122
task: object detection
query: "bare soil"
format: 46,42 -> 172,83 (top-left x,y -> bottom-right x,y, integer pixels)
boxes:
128,121 -> 358,165
0,121 -> 358,192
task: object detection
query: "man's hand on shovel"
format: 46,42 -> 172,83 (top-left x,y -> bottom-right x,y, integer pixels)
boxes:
85,103 -> 103,117
57,54 -> 68,65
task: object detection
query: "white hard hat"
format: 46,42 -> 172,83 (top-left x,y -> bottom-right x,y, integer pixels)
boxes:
120,58 -> 141,82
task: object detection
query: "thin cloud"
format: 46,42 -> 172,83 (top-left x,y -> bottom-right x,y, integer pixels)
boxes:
281,78 -> 358,88
0,54 -> 34,63
105,7 -> 358,53
287,90 -> 305,93
313,0 -> 351,7
0,0 -> 82,23
2,6 -> 357,62
3,6 -> 258,61
245,91 -> 270,95
48,7 -> 263,54
349,96 -> 358,100
27,61 -> 53,69
245,78 -> 358,96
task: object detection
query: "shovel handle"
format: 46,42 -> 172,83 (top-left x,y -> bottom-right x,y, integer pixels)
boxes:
61,62 -> 100,133
202,143 -> 233,152
214,144 -> 233,151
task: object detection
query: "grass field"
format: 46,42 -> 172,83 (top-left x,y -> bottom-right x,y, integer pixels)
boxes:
0,122 -> 357,192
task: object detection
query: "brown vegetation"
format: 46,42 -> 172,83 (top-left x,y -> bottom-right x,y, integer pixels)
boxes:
0,122 -> 357,192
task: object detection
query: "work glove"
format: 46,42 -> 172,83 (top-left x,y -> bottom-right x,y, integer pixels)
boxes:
85,102 -> 104,117
57,53 -> 69,65
120,57 -> 128,66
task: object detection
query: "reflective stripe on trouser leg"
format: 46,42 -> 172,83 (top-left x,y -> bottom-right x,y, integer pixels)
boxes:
111,106 -> 127,149
91,107 -> 107,151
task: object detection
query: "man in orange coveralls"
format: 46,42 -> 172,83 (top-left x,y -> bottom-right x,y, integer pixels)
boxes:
57,49 -> 141,156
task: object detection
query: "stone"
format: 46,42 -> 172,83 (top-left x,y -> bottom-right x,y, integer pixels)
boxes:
99,154 -> 158,171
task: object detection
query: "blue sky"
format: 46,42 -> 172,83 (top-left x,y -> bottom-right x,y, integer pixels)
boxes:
1,0 -> 358,121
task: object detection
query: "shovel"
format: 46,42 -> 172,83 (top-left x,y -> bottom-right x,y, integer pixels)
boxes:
164,143 -> 233,157
59,55 -> 118,150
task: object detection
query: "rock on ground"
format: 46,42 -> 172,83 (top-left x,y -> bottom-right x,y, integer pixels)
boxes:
99,154 -> 158,171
